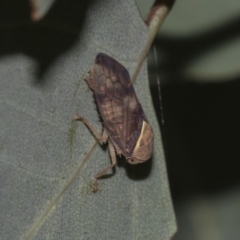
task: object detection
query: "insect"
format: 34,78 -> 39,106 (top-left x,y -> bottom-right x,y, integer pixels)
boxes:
74,53 -> 153,192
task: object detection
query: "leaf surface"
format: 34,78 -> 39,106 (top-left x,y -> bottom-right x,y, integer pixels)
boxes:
0,1 -> 176,239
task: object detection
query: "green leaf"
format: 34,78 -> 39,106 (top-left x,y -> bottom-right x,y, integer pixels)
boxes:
0,1 -> 176,239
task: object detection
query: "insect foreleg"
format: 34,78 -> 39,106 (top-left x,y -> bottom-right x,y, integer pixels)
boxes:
92,139 -> 117,192
74,113 -> 108,143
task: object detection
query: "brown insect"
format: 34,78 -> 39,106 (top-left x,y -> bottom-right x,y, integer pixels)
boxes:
74,53 -> 153,192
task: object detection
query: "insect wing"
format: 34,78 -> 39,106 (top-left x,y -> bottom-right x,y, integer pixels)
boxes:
92,53 -> 148,157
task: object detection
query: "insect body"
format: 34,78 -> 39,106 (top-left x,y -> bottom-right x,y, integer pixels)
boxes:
74,53 -> 153,191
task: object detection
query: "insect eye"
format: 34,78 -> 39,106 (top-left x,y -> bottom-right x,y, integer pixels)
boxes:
127,158 -> 139,165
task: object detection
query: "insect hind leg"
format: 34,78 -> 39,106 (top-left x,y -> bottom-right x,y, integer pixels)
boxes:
92,139 -> 117,192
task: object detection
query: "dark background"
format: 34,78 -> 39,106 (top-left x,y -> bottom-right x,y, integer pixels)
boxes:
143,1 -> 240,239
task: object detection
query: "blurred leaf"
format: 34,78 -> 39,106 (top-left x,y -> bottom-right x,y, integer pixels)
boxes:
0,0 -> 176,239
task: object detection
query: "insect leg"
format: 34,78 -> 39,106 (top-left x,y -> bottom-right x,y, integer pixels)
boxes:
92,139 -> 117,192
84,70 -> 96,90
74,113 -> 108,143
114,143 -> 123,156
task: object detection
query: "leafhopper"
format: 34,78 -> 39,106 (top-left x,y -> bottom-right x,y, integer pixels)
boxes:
74,53 -> 153,192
